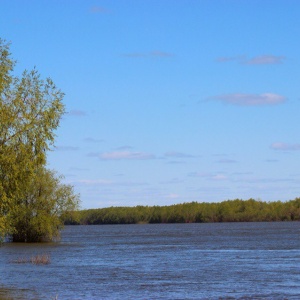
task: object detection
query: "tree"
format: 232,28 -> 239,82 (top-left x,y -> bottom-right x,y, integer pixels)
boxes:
10,167 -> 80,242
0,38 -> 79,241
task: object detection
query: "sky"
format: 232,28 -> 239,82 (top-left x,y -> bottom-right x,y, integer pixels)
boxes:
1,0 -> 300,209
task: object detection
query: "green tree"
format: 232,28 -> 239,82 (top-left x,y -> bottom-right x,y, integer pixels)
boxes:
10,168 -> 80,242
0,39 -> 78,241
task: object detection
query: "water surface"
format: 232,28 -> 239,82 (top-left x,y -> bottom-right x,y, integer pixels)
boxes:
1,222 -> 300,299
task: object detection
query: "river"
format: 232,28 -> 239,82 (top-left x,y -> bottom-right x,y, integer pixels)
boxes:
0,222 -> 300,299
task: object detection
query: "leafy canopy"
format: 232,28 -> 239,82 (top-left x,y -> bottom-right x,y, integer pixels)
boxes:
11,167 -> 80,242
0,39 -> 79,242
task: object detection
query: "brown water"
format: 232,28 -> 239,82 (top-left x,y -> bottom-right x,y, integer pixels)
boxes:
1,222 -> 300,299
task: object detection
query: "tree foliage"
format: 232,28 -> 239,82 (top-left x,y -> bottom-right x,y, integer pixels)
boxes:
10,168 -> 80,242
67,198 -> 300,226
0,39 -> 79,242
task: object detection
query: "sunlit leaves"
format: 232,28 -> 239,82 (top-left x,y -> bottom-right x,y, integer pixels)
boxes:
0,39 -> 78,241
11,168 -> 80,242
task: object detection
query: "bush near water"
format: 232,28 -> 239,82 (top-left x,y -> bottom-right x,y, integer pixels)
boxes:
64,198 -> 300,225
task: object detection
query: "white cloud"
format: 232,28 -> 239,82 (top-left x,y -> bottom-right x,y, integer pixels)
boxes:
188,172 -> 210,178
166,161 -> 187,165
244,55 -> 285,65
265,159 -> 279,163
211,174 -> 227,181
165,193 -> 180,199
76,178 -> 148,187
234,177 -> 294,184
90,6 -> 109,13
271,142 -> 300,151
69,167 -> 89,171
150,51 -> 173,58
90,151 -> 156,160
214,93 -> 286,106
77,179 -> 113,186
216,159 -> 237,164
84,137 -> 103,143
114,145 -> 133,150
216,55 -> 245,63
188,172 -> 227,180
164,151 -> 194,158
68,110 -> 87,117
216,55 -> 285,65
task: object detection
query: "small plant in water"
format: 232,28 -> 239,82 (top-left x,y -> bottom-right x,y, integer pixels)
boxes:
11,254 -> 51,265
31,254 -> 51,265
13,257 -> 28,264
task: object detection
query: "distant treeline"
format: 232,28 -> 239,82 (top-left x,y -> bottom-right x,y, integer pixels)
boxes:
64,198 -> 300,225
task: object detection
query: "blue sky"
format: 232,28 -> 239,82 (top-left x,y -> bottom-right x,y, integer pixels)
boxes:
1,0 -> 300,208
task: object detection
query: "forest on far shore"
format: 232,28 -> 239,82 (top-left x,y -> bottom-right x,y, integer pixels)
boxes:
64,198 -> 300,225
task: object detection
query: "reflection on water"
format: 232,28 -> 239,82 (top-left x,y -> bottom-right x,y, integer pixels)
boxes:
1,222 -> 300,299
